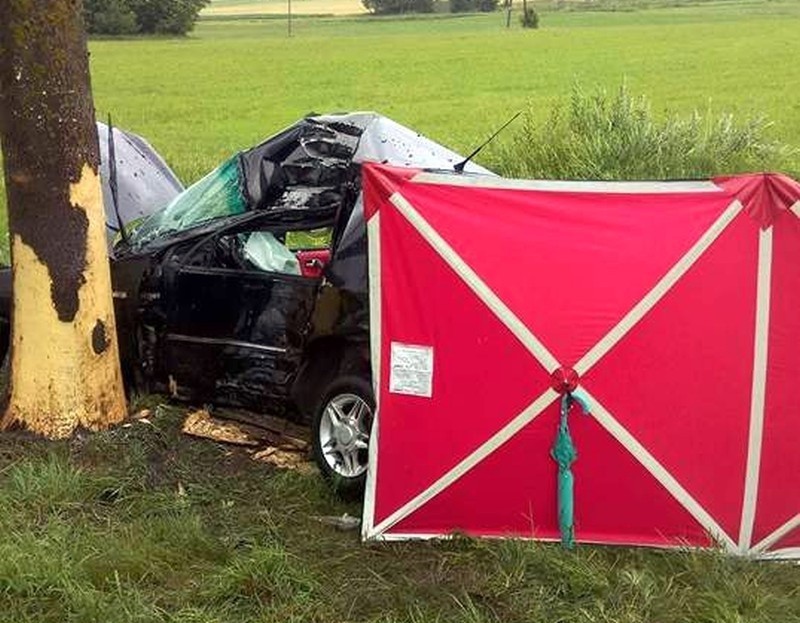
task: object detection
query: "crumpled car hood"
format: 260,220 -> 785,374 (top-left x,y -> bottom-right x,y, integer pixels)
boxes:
122,112 -> 493,255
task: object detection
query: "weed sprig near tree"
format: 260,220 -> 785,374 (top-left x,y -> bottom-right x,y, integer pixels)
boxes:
84,0 -> 210,36
520,3 -> 540,27
489,84 -> 796,180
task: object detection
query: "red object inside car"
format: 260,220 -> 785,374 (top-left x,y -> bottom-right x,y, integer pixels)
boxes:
296,249 -> 331,278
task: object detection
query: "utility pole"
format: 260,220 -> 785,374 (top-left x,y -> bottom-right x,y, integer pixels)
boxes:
0,0 -> 127,438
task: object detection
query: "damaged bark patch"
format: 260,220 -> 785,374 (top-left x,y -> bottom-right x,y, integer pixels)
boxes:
50,209 -> 90,322
11,172 -> 91,322
91,319 -> 109,354
0,0 -> 98,323
5,148 -> 92,324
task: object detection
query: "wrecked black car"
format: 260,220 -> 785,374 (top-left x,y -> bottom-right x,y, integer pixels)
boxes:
0,113 -> 490,492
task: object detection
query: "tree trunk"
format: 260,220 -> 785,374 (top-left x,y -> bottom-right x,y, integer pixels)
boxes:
0,0 -> 127,438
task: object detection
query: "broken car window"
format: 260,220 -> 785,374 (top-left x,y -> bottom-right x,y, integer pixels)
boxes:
128,156 -> 246,250
186,229 -> 304,276
285,227 -> 333,251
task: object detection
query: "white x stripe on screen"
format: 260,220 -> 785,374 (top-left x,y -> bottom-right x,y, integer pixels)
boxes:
367,189 -> 763,551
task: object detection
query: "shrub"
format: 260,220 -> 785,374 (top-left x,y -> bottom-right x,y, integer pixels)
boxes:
128,0 -> 209,35
487,84 -> 796,180
520,5 -> 539,27
84,0 -> 209,35
477,0 -> 500,10
450,0 -> 499,13
83,0 -> 139,35
450,0 -> 473,12
362,0 -> 434,14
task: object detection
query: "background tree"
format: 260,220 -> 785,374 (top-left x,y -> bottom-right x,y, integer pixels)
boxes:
84,0 -> 209,35
450,0 -> 499,13
0,0 -> 127,438
362,0 -> 434,15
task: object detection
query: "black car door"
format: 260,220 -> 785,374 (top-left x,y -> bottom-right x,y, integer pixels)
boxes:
161,213 -> 334,410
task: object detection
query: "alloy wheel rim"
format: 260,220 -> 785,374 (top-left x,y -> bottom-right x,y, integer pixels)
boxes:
319,392 -> 372,478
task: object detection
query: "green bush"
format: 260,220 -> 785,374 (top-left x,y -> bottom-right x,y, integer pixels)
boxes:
450,0 -> 499,13
478,0 -> 500,10
129,0 -> 209,35
520,5 -> 540,27
362,0 -> 435,14
83,0 -> 138,35
487,84 -> 796,180
450,0 -> 474,12
84,0 -> 209,35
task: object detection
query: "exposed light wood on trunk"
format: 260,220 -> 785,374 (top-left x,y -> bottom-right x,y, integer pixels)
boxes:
0,0 -> 127,438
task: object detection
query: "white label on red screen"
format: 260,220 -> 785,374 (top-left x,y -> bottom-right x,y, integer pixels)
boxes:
389,343 -> 434,398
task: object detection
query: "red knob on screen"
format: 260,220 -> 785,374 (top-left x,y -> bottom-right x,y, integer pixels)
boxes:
550,367 -> 579,394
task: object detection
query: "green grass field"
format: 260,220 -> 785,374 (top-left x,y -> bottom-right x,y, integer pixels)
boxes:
1,405 -> 798,623
2,0 -> 799,224
85,0 -> 800,186
1,5 -> 800,619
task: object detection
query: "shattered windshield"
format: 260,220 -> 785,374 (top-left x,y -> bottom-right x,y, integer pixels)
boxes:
127,156 -> 246,250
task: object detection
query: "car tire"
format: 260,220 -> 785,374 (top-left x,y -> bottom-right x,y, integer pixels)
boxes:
311,375 -> 374,498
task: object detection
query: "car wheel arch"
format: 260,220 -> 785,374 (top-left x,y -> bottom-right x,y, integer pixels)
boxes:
290,335 -> 370,424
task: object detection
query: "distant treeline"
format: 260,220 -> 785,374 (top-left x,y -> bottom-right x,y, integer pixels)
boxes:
84,0 -> 210,35
362,0 -> 499,15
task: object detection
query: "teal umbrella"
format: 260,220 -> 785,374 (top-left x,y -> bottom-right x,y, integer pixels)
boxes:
551,389 -> 591,549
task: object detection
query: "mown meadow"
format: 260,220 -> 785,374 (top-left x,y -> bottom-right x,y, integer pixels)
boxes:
2,1 -> 799,221
0,2 -> 799,621
89,0 -> 800,184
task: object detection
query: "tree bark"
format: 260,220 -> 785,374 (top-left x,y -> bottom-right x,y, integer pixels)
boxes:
0,0 -> 127,438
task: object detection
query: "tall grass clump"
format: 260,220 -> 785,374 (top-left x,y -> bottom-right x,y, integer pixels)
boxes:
489,84 -> 796,180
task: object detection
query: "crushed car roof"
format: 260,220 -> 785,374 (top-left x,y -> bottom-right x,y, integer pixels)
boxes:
122,112 -> 493,253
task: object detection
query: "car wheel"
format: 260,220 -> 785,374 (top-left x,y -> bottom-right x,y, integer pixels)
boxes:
312,375 -> 374,498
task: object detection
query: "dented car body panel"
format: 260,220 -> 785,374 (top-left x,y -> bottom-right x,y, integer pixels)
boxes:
1,113 -> 491,422
110,205 -> 341,415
